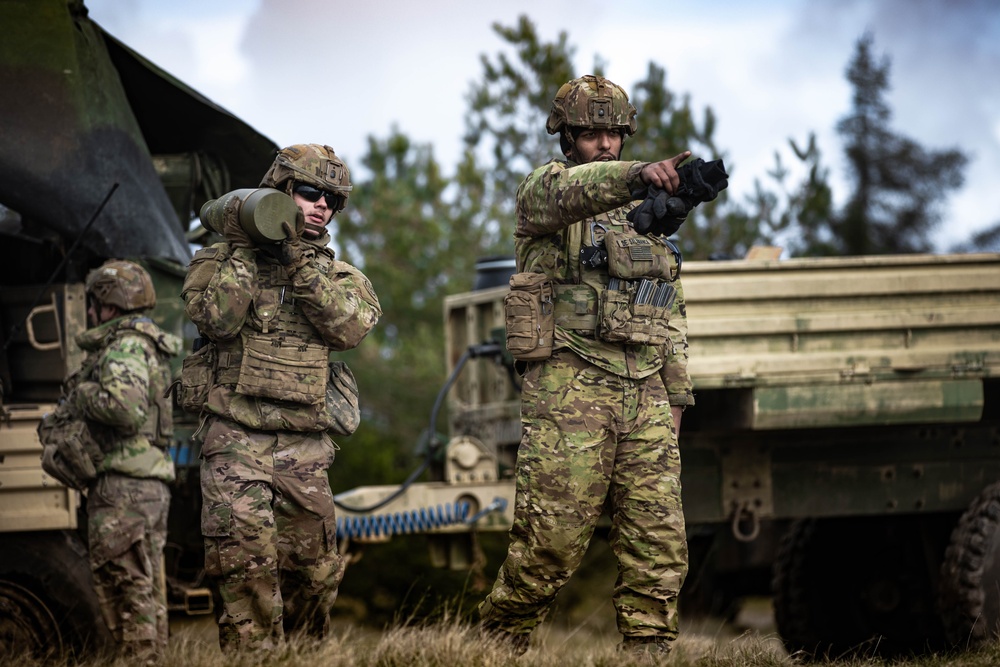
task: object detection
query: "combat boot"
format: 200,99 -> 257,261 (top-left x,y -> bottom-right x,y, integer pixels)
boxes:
620,635 -> 674,658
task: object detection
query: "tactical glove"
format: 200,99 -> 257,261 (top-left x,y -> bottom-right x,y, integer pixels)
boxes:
221,196 -> 253,248
278,220 -> 310,273
627,185 -> 689,237
293,207 -> 306,238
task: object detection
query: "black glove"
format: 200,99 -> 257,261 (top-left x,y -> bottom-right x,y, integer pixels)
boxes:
628,158 -> 729,237
627,185 -> 688,237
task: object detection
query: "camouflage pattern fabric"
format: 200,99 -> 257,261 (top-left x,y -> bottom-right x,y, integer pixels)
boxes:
182,233 -> 381,433
660,280 -> 694,407
73,315 -> 181,480
514,158 -> 693,401
200,416 -> 343,651
182,231 -> 378,651
480,156 -> 692,644
479,349 -> 687,638
69,314 -> 178,660
87,474 -> 171,661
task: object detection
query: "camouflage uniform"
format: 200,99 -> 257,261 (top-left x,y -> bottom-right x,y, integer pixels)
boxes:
479,80 -> 693,648
182,150 -> 380,651
73,308 -> 180,660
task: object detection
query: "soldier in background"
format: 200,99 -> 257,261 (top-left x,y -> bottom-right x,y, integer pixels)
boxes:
74,260 -> 180,662
182,144 -> 381,651
478,75 -> 695,656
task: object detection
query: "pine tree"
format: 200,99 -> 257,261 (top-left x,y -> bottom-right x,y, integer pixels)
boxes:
827,32 -> 967,255
460,16 -> 758,260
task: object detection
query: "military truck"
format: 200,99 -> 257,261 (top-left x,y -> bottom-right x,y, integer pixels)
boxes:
0,0 -> 276,656
335,250 -> 1000,658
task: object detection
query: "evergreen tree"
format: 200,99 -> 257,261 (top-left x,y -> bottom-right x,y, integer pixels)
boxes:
461,16 -> 761,260
460,15 -> 576,255
334,128 -> 479,485
951,222 -> 1000,253
825,32 -> 967,255
753,134 -> 836,257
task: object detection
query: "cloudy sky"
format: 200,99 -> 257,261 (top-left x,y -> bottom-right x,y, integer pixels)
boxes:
86,0 -> 1000,250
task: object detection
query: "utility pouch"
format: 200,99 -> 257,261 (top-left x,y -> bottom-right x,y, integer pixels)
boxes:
605,230 -> 678,281
597,280 -> 635,344
176,342 -> 216,414
504,272 -> 555,361
629,302 -> 672,345
38,402 -> 103,490
326,361 -> 361,436
597,279 -> 673,346
236,335 -> 328,405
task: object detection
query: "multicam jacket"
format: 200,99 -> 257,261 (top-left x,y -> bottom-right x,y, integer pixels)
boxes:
182,232 -> 381,432
73,315 -> 181,480
515,158 -> 693,406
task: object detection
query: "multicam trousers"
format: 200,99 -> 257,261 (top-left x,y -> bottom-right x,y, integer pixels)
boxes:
479,349 -> 688,640
200,416 -> 343,652
87,473 -> 171,660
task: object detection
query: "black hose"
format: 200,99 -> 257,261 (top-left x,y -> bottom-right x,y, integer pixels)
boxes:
334,343 -> 504,513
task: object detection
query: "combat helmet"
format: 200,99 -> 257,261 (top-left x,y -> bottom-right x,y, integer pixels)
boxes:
259,143 -> 353,214
546,75 -> 637,137
85,260 -> 156,312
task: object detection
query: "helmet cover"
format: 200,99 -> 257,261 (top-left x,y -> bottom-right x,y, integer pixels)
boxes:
546,75 -> 637,137
85,260 -> 156,312
259,144 -> 352,214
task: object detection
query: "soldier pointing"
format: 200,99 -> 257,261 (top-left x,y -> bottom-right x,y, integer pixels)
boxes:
479,75 -> 697,657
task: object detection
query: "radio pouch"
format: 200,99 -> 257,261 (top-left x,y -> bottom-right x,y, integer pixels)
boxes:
38,401 -> 103,490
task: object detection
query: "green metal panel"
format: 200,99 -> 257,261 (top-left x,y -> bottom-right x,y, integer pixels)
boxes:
753,378 -> 984,429
0,0 -> 277,263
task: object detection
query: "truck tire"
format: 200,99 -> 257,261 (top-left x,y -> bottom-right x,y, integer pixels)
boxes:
0,580 -> 60,659
0,530 -> 113,658
773,516 -> 946,659
938,481 -> 1000,647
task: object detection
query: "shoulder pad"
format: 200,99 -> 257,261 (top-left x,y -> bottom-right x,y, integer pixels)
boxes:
190,243 -> 230,263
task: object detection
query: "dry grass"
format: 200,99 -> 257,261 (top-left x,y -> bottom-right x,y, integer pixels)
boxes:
6,612 -> 1000,667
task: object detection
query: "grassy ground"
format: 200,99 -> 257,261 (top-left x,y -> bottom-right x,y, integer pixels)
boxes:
2,537 -> 992,667
8,604 -> 1000,667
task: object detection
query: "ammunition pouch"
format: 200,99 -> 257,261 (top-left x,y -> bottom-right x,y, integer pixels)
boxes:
326,361 -> 360,436
504,272 -> 555,361
174,341 -> 217,414
38,401 -> 104,490
236,334 -> 328,405
604,229 -> 679,281
597,278 -> 675,346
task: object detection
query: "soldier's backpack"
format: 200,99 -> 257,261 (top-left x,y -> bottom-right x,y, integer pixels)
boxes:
38,400 -> 104,490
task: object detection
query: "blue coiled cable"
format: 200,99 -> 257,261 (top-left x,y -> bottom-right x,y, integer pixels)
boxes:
337,500 -> 471,540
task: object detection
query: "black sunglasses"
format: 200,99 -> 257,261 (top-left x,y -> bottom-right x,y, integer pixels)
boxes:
293,183 -> 339,209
